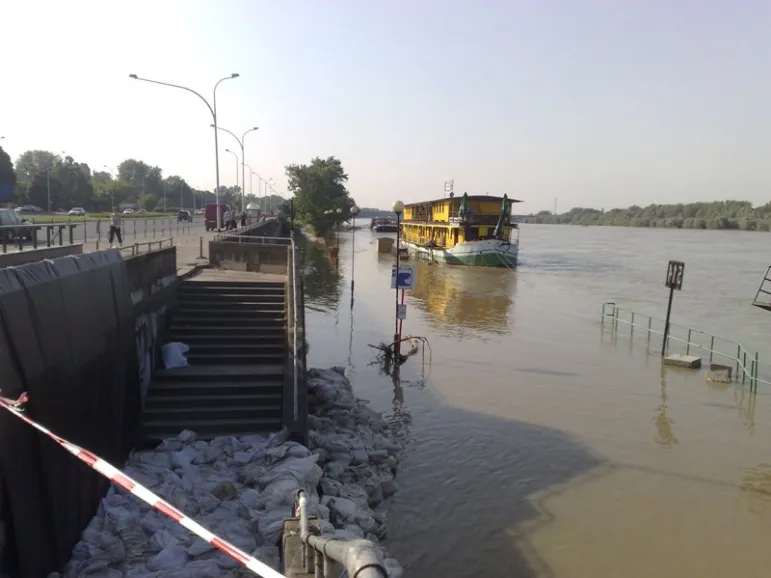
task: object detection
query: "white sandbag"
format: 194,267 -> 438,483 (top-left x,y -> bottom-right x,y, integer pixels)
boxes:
162,342 -> 189,368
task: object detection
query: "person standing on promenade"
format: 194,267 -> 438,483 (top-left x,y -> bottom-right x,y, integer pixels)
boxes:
109,209 -> 123,248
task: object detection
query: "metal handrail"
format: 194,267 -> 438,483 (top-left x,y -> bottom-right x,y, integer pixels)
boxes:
213,233 -> 291,245
601,302 -> 765,390
118,237 -> 174,256
289,232 -> 300,428
295,491 -> 387,578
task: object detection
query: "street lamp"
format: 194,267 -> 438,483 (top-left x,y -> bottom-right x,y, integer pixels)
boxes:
242,163 -> 253,198
336,207 -> 342,246
392,200 -> 405,356
350,205 -> 360,305
128,72 -> 239,231
212,124 -> 258,213
224,148 -> 239,191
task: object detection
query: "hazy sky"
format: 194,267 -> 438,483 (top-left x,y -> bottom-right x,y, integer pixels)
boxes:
1,0 -> 769,212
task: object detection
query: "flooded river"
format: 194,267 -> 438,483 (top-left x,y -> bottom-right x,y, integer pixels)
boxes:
301,223 -> 771,578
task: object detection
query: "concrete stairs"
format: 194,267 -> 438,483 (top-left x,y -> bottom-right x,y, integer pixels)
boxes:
140,279 -> 287,444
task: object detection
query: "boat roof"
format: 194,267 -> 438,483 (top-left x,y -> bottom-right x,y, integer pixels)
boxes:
405,194 -> 523,206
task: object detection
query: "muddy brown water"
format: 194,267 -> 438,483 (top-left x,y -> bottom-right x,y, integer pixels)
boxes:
302,224 -> 771,578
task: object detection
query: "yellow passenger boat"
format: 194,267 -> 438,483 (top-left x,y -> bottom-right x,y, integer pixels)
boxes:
400,193 -> 521,267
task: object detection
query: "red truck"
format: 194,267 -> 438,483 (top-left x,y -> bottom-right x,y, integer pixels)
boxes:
205,203 -> 229,231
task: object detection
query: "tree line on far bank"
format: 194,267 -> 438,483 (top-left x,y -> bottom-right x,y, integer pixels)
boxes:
0,147 -> 284,213
522,200 -> 771,231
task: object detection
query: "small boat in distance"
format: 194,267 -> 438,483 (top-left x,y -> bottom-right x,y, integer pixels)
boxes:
399,193 -> 522,267
370,216 -> 399,233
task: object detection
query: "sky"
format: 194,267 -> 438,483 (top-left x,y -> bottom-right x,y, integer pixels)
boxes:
1,0 -> 769,213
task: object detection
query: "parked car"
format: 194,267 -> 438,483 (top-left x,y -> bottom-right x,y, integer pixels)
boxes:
0,209 -> 34,241
177,210 -> 192,223
137,209 -> 147,214
15,205 -> 39,214
122,208 -> 134,215
68,207 -> 87,217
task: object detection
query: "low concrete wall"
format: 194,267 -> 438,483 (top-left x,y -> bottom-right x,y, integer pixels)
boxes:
124,247 -> 178,409
208,240 -> 289,273
0,244 -> 83,268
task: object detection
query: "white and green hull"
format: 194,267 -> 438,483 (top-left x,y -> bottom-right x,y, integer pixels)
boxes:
402,239 -> 518,268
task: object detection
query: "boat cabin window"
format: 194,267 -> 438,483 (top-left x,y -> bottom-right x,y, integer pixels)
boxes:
465,226 -> 479,241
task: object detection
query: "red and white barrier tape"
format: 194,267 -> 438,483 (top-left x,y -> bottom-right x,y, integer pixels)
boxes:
0,392 -> 285,578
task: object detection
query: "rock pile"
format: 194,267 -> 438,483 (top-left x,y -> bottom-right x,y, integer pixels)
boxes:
51,367 -> 403,578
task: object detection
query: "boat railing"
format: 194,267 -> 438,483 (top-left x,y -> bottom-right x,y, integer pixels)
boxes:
600,302 -> 766,390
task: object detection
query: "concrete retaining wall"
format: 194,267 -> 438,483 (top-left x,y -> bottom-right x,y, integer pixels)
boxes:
0,247 -> 179,578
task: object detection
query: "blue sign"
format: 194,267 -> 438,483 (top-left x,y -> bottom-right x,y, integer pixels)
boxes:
390,264 -> 416,290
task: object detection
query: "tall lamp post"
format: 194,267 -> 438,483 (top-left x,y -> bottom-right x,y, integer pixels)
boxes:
350,205 -> 359,305
224,149 -> 240,192
243,163 -> 253,199
212,125 -> 258,213
128,72 -> 240,231
392,200 -> 405,356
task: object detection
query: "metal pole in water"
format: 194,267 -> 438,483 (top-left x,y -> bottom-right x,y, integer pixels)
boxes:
743,351 -> 747,384
686,329 -> 692,355
392,201 -> 404,357
709,335 -> 715,363
661,285 -> 675,357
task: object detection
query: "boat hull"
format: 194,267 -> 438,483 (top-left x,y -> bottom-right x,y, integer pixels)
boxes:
402,239 -> 518,268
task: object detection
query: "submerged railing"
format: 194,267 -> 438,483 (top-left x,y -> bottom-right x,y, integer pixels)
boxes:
601,302 -> 766,391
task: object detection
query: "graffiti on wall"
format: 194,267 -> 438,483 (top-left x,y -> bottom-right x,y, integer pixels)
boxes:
135,305 -> 167,404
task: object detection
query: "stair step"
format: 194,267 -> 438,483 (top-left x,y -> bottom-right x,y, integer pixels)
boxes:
178,300 -> 284,308
167,332 -> 285,343
182,282 -> 284,291
171,317 -> 285,327
146,392 -> 282,408
184,343 -> 284,353
178,295 -> 285,303
151,379 -> 284,396
187,352 -> 284,365
141,417 -> 282,440
154,364 -> 284,382
143,404 -> 282,420
175,308 -> 284,318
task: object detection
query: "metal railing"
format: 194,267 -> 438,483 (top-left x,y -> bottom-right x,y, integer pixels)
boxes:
295,491 -> 387,578
118,237 -> 174,256
601,302 -> 765,390
0,223 -> 79,253
213,233 -> 292,245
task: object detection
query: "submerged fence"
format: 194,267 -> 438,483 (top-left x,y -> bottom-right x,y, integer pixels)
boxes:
601,302 -> 765,391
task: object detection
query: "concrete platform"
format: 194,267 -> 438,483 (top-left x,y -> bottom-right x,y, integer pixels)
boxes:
663,354 -> 702,369
186,268 -> 287,283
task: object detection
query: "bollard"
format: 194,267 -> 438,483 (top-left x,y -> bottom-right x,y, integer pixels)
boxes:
68,224 -> 73,245
144,218 -> 148,239
133,218 -> 137,238
153,219 -> 156,238
199,236 -> 203,259
83,216 -> 87,242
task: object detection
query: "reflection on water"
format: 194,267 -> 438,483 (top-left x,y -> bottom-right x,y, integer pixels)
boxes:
655,367 -> 679,448
301,238 -> 342,312
409,262 -> 516,336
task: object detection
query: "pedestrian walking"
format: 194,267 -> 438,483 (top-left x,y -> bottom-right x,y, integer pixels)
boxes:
109,209 -> 123,248
241,212 -> 247,227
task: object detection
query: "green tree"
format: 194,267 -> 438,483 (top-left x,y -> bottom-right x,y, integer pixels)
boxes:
0,147 -> 16,200
285,156 -> 354,236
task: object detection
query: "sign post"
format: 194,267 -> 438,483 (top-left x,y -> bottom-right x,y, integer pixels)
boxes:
662,260 -> 685,356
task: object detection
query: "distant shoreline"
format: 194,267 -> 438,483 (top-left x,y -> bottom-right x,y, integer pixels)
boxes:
518,220 -> 771,232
